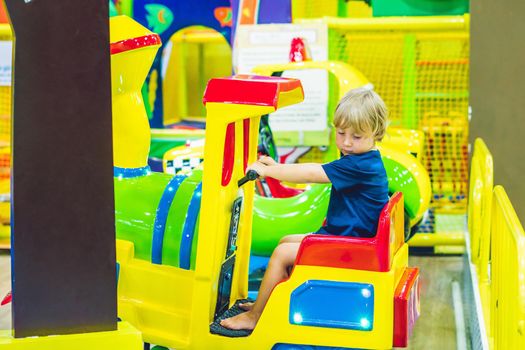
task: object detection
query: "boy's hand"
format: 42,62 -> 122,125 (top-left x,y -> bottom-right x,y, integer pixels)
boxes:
247,155 -> 277,178
258,155 -> 277,166
247,161 -> 268,178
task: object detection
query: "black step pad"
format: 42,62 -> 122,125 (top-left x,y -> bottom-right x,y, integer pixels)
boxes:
210,298 -> 255,337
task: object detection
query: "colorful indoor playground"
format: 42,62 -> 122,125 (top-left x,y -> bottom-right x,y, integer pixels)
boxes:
0,0 -> 523,349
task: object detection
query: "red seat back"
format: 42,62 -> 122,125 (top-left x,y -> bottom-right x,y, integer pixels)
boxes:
295,192 -> 404,272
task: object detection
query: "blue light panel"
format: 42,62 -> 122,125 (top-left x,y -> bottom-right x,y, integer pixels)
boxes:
289,280 -> 374,331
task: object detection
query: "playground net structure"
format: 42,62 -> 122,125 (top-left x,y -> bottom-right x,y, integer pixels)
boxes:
0,24 -> 11,182
301,15 -> 470,211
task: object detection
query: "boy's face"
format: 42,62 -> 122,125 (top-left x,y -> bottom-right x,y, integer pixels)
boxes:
335,126 -> 375,156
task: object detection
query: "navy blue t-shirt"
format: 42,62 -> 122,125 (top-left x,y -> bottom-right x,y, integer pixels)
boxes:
316,150 -> 389,237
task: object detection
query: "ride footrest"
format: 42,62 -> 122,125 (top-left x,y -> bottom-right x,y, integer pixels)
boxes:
210,298 -> 254,337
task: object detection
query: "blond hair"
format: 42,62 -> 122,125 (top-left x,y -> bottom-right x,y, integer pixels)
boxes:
333,86 -> 388,141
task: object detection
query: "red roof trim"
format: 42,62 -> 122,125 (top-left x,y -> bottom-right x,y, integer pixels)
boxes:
110,34 -> 162,55
203,75 -> 302,108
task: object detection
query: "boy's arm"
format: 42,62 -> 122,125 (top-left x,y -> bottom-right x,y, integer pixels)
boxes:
249,161 -> 330,184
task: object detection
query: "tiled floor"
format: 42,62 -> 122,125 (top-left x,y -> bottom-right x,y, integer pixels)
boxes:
406,254 -> 464,349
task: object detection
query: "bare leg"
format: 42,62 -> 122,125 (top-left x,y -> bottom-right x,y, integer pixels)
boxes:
278,233 -> 307,244
220,242 -> 300,330
238,234 -> 306,311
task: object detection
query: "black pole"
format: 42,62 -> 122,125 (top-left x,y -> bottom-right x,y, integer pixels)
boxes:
4,0 -> 116,337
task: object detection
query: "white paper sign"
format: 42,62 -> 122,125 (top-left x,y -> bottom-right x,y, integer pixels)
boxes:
234,23 -> 328,139
0,41 -> 12,86
269,69 -> 327,131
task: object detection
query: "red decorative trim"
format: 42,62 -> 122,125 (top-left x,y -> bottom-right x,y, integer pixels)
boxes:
243,119 -> 250,172
222,123 -> 235,187
393,268 -> 420,347
1,291 -> 11,305
264,177 -> 304,198
110,34 -> 161,55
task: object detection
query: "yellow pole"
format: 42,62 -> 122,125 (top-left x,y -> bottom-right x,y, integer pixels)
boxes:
408,233 -> 465,247
298,14 -> 470,32
0,24 -> 11,38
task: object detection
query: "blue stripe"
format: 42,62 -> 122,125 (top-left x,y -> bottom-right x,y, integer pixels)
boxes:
179,182 -> 202,270
151,175 -> 187,264
114,166 -> 151,178
116,262 -> 120,284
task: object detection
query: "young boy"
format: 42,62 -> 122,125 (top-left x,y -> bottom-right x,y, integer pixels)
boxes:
221,86 -> 389,331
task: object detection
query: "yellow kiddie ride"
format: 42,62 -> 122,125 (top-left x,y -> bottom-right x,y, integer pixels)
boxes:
116,74 -> 420,349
